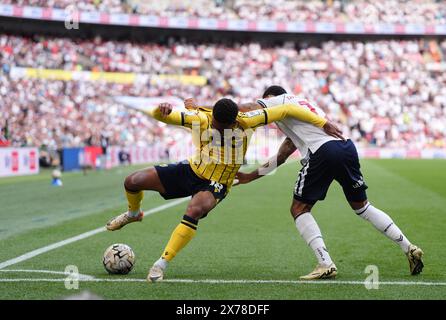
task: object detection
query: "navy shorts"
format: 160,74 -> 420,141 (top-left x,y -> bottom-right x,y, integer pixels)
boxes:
294,140 -> 368,205
154,160 -> 228,202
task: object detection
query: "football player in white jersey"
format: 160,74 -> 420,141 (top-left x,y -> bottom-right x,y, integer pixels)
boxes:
235,85 -> 424,280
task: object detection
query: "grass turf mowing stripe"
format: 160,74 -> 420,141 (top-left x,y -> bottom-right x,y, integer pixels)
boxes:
0,277 -> 445,286
0,197 -> 190,270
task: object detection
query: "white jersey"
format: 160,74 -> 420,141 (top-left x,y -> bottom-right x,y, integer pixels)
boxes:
257,94 -> 339,159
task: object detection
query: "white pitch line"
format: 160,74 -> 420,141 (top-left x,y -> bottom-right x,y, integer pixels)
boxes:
0,197 -> 190,270
0,278 -> 445,286
166,279 -> 446,286
0,269 -> 95,280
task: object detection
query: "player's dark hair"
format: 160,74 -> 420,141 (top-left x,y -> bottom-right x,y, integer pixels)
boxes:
213,98 -> 239,124
262,85 -> 287,98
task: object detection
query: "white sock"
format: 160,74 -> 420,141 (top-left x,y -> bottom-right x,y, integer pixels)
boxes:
355,202 -> 411,253
127,210 -> 141,218
154,257 -> 169,270
295,212 -> 333,267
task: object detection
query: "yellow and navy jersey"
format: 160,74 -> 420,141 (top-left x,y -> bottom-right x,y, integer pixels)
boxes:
146,104 -> 326,188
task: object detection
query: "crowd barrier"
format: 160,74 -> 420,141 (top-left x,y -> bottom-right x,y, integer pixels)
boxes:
61,142 -> 194,172
1,143 -> 444,177
358,148 -> 446,159
0,147 -> 39,177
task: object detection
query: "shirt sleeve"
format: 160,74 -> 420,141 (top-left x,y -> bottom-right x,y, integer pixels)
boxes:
145,107 -> 203,128
264,104 -> 327,128
237,109 -> 270,129
238,103 -> 327,129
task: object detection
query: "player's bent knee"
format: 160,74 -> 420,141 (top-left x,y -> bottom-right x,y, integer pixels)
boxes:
290,201 -> 313,219
124,173 -> 139,192
186,205 -> 209,220
124,170 -> 149,191
125,168 -> 160,192
290,209 -> 306,220
349,200 -> 369,211
186,191 -> 217,220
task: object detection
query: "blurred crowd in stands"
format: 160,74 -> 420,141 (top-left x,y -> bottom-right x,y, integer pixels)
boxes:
1,33 -> 446,151
3,0 -> 446,24
0,76 -> 172,148
0,35 -> 446,148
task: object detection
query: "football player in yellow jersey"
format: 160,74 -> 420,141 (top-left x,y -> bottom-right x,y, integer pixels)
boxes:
105,98 -> 343,282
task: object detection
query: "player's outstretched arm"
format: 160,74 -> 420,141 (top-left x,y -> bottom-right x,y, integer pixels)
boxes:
146,102 -> 203,129
239,103 -> 328,130
146,103 -> 183,125
184,98 -> 210,110
184,98 -> 198,110
235,137 -> 297,185
267,104 -> 345,140
268,104 -> 327,127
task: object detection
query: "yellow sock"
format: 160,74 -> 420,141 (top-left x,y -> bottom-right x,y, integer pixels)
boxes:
125,190 -> 143,213
161,215 -> 198,262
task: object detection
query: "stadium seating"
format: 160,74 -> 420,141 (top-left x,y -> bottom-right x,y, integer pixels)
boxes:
3,0 -> 446,24
1,34 -> 445,150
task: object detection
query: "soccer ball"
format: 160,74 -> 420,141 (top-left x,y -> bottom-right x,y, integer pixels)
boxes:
52,169 -> 62,179
102,243 -> 135,275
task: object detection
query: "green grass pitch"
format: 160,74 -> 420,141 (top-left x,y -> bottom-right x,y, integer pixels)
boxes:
0,159 -> 445,299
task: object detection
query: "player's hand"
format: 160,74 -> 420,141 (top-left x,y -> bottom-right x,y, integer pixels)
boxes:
233,172 -> 255,186
158,103 -> 173,117
323,121 -> 345,141
184,98 -> 198,110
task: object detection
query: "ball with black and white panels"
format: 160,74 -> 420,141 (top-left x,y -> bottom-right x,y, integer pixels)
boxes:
102,243 -> 135,275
